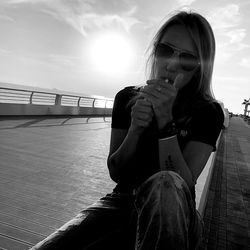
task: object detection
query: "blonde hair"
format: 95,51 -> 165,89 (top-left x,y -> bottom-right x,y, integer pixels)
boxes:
147,10 -> 216,102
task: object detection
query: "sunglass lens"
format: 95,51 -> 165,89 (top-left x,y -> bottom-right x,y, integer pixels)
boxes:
155,43 -> 173,58
180,53 -> 199,71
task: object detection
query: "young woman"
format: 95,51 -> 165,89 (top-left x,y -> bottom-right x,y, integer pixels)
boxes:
32,10 -> 224,250
106,10 -> 224,250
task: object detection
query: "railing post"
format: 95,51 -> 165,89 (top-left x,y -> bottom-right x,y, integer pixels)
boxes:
55,94 -> 62,105
77,97 -> 81,107
29,92 -> 34,104
104,100 -> 108,114
92,98 -> 96,108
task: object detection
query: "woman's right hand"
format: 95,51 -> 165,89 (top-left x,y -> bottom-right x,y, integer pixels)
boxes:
129,97 -> 154,135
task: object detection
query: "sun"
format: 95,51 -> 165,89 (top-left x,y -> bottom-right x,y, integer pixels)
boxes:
88,32 -> 134,75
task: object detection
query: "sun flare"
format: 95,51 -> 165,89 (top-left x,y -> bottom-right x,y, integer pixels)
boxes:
88,32 -> 134,75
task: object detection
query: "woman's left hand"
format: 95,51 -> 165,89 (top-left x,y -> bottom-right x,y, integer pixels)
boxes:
140,74 -> 183,131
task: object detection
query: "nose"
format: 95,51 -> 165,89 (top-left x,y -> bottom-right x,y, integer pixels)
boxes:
166,52 -> 180,71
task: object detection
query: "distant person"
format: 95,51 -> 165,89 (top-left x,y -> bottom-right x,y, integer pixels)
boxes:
34,10 -> 224,250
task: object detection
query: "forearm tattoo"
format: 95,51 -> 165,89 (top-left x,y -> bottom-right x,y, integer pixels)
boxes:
164,155 -> 175,171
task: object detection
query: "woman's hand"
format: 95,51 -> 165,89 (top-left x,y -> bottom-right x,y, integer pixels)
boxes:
129,97 -> 154,136
140,74 -> 183,131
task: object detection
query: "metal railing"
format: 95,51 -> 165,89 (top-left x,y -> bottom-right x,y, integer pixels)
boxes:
0,86 -> 114,116
0,87 -> 113,108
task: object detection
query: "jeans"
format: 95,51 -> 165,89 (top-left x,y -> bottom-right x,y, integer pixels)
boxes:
34,171 -> 203,250
134,171 -> 204,250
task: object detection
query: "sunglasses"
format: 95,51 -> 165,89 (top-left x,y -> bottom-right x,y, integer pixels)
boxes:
155,42 -> 200,71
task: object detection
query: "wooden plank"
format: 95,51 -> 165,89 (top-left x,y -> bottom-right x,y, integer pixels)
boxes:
0,234 -> 31,250
0,117 -> 114,249
0,181 -> 82,215
0,213 -> 54,236
0,194 -> 73,222
0,223 -> 44,245
0,200 -> 66,229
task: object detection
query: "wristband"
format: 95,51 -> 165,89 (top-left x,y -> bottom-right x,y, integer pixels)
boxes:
159,134 -> 177,141
158,122 -> 178,139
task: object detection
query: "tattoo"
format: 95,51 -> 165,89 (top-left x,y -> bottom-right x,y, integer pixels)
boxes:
164,155 -> 175,171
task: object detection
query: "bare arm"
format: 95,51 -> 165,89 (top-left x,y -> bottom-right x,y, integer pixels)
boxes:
107,128 -> 140,183
107,98 -> 154,183
182,140 -> 213,182
158,135 -> 213,189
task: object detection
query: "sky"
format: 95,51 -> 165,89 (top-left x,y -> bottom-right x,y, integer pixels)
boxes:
0,0 -> 249,114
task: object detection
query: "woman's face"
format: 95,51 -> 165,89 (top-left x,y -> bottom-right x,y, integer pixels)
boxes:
153,24 -> 200,90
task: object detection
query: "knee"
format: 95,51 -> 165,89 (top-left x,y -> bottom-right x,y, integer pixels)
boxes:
138,171 -> 186,193
135,171 -> 190,208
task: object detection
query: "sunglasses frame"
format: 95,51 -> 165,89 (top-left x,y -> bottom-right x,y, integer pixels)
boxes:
155,42 -> 201,71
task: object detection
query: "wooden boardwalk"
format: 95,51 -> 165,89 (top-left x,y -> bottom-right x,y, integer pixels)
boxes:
0,116 -> 250,249
200,117 -> 250,249
0,117 -> 115,250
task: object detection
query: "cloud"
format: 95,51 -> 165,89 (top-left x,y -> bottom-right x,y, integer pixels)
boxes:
216,28 -> 250,51
78,7 -> 140,35
176,0 -> 197,6
207,4 -> 249,63
208,4 -> 241,30
239,58 -> 250,68
47,54 -> 77,67
0,48 -> 12,55
214,75 -> 250,83
0,13 -> 15,22
2,0 -> 140,36
0,0 -> 48,5
225,29 -> 245,44
55,3 -> 140,36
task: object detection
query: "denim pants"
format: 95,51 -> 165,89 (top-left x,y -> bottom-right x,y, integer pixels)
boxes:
134,171 -> 204,250
47,171 -> 203,250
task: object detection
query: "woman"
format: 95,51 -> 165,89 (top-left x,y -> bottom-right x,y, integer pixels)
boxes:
106,10 -> 224,250
33,10 -> 224,250
105,12 -> 224,249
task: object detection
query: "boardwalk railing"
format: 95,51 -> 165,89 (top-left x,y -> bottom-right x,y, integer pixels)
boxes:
0,87 -> 113,116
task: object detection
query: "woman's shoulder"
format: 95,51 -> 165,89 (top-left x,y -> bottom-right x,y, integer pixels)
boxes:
115,85 -> 140,99
192,100 -> 225,125
198,100 -> 224,116
111,85 -> 140,129
114,85 -> 141,106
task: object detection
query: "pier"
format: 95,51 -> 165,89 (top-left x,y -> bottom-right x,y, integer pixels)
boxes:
0,86 -> 249,249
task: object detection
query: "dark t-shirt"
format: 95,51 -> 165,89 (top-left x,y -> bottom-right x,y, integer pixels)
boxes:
111,86 -> 224,200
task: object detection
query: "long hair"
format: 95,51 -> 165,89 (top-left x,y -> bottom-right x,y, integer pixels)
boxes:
147,10 -> 216,103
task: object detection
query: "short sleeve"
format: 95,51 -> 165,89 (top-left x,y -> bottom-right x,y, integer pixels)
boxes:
187,102 -> 224,151
111,87 -> 135,129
